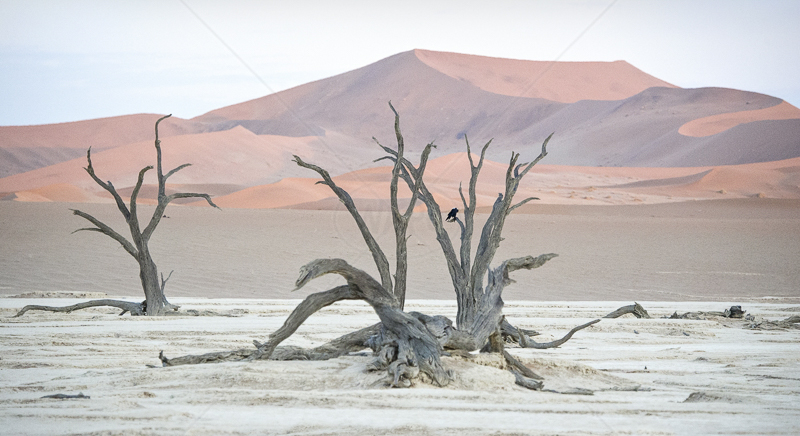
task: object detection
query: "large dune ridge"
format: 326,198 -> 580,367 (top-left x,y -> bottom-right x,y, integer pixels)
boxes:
3,50 -> 800,186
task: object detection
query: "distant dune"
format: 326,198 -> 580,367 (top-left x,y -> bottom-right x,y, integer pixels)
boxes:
0,114 -> 204,178
2,49 -> 799,208
189,154 -> 800,210
679,100 -> 800,137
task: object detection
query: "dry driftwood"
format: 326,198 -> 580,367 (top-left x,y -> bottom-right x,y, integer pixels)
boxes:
14,115 -> 218,317
41,393 -> 90,400
605,302 -> 651,319
669,305 -> 746,320
14,299 -> 146,318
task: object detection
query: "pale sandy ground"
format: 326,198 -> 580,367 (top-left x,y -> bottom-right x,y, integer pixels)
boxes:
1,298 -> 799,435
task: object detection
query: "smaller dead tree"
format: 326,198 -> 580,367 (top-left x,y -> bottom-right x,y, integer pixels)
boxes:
15,114 -> 218,317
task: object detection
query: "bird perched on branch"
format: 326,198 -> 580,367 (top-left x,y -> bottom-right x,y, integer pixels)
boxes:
446,208 -> 458,222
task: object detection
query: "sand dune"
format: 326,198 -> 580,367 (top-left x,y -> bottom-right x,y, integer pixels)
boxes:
0,126 -> 329,194
679,100 -> 800,137
415,49 -> 677,102
0,114 -> 206,177
200,153 -> 800,210
210,178 -> 331,209
9,183 -> 101,203
5,150 -> 800,207
0,114 -> 200,148
193,50 -> 799,167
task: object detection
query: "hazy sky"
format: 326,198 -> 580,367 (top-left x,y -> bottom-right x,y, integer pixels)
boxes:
2,0 -> 798,126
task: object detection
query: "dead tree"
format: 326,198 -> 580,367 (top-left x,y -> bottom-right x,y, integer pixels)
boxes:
15,114 -> 218,317
160,104 -> 598,388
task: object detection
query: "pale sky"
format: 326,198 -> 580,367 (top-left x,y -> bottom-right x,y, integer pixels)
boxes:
1,0 -> 798,126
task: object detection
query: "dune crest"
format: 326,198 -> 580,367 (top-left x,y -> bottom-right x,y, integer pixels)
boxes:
415,49 -> 677,102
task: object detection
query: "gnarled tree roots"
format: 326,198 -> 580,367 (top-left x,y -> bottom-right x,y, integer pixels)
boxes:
158,259 -> 600,390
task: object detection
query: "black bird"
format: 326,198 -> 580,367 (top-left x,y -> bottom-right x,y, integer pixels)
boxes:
446,208 -> 458,222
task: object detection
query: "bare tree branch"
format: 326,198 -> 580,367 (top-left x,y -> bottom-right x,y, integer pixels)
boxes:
84,148 -> 131,220
154,114 -> 171,200
164,163 -> 192,182
516,132 -> 553,180
507,196 -> 540,215
250,285 -> 360,361
293,155 -> 393,295
71,209 -> 138,258
160,270 -> 174,293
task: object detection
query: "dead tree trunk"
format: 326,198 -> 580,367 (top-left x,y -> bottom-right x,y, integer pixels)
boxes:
378,123 -> 597,347
15,114 -> 218,317
161,103 -> 598,389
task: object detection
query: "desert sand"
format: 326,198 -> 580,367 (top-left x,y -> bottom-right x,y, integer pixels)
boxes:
2,297 -> 799,435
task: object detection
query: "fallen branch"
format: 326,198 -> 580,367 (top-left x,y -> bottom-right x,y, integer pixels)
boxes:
669,305 -> 746,320
41,393 -> 90,400
605,302 -> 651,319
15,299 -> 146,317
517,319 -> 601,349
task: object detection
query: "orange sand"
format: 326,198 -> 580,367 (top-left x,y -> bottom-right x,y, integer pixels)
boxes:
679,101 -> 800,137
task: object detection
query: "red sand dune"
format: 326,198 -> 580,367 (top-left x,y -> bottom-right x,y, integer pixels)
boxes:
685,157 -> 800,195
0,114 -> 198,150
0,126 -> 325,194
10,183 -> 100,203
203,154 -> 800,210
415,49 -> 677,102
209,178 -> 331,209
0,114 -> 205,177
679,101 -> 800,137
7,153 -> 800,207
193,50 -> 800,167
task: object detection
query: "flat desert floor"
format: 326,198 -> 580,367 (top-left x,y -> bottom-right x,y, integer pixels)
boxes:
2,199 -> 799,302
1,199 -> 799,435
1,299 -> 799,435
